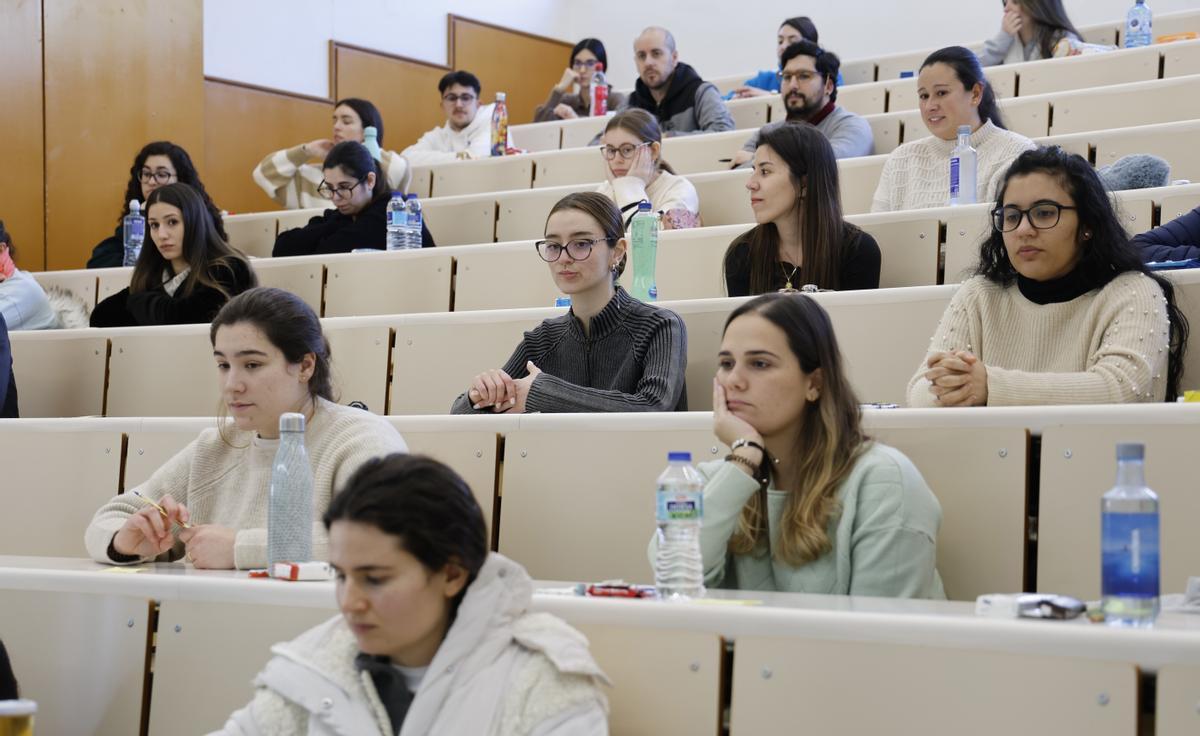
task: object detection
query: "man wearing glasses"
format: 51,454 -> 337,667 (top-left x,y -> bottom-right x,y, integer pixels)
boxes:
732,41 -> 873,168
402,70 -> 511,166
617,26 -> 733,137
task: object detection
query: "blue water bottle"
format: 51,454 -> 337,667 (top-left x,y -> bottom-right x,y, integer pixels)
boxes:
1101,442 -> 1160,627
1124,0 -> 1153,48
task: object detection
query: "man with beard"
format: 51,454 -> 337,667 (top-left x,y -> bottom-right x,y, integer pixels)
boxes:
620,26 -> 733,136
732,41 -> 873,167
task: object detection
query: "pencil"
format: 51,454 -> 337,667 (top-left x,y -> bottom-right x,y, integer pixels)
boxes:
130,490 -> 192,529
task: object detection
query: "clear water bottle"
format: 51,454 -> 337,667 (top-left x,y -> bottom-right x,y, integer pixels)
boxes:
1101,442 -> 1160,627
386,192 -> 408,251
654,451 -> 705,600
630,201 -> 659,301
403,194 -> 424,249
363,125 -> 382,161
591,63 -> 609,117
949,125 -> 977,206
491,92 -> 508,157
268,412 -> 314,571
1124,0 -> 1153,48
122,200 -> 145,267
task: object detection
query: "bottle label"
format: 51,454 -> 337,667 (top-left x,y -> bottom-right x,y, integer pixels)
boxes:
126,217 -> 144,243
657,489 -> 702,523
388,210 -> 408,228
949,158 -> 961,197
1102,511 -> 1159,598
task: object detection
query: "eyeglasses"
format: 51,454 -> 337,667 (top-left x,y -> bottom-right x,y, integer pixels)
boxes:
534,237 -> 614,262
317,178 -> 366,200
599,142 -> 649,160
139,169 -> 176,184
777,70 -> 819,85
991,202 -> 1077,233
442,93 -> 477,105
572,58 -> 600,69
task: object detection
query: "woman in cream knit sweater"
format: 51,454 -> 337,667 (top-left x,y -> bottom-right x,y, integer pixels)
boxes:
908,147 -> 1189,408
871,47 -> 1035,213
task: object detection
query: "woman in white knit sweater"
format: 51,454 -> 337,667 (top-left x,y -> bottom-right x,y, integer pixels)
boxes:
871,47 -> 1035,213
84,287 -> 408,569
595,109 -> 701,230
218,454 -> 608,735
908,147 -> 1190,407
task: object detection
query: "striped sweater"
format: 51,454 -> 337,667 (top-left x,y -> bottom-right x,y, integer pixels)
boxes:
450,287 -> 689,414
252,145 -> 412,210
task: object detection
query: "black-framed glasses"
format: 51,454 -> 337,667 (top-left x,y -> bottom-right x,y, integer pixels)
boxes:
317,178 -> 366,200
991,202 -> 1077,233
534,238 -> 614,262
777,70 -> 819,85
442,93 -> 477,105
572,58 -> 600,69
599,142 -> 649,161
139,168 -> 176,185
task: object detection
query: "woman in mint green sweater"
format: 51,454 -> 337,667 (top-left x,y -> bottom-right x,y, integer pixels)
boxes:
658,293 -> 945,598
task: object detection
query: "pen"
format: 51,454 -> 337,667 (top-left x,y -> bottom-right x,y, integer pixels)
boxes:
718,158 -> 732,163
130,490 -> 192,529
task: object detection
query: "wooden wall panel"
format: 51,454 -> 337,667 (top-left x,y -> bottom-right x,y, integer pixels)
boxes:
334,44 -> 450,155
204,79 -> 333,216
0,0 -> 45,271
449,16 -> 574,127
43,1 -> 205,270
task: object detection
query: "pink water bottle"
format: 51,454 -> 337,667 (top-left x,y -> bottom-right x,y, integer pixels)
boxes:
591,64 -> 608,116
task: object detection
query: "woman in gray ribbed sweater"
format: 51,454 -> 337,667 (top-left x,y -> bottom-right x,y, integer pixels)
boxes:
450,192 -> 688,414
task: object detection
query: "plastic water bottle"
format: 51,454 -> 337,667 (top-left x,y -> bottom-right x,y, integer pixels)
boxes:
655,452 -> 705,599
386,192 -> 408,251
268,412 -> 314,571
491,92 -> 508,157
630,201 -> 659,301
949,125 -> 977,206
554,296 -> 572,307
122,200 -> 145,267
363,125 -> 382,161
403,194 -> 424,249
1124,0 -> 1153,48
1101,442 -> 1160,627
591,64 -> 609,116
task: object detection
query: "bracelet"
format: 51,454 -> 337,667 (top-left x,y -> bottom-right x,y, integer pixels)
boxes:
725,453 -> 768,485
730,438 -> 766,454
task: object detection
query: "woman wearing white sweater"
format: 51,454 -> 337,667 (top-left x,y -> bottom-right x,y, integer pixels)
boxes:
595,109 -> 701,230
871,47 -> 1035,213
907,147 -> 1190,408
84,287 -> 408,570
217,454 -> 608,736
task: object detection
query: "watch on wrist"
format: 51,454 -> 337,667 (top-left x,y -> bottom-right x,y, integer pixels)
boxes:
731,438 -> 765,454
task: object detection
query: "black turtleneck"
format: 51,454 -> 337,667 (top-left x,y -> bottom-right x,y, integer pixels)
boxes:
1015,267 -> 1097,305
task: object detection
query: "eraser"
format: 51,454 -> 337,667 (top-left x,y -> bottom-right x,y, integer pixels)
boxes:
271,561 -> 333,581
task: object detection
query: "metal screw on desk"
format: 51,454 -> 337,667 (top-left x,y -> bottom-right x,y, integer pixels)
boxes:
1064,449 -> 1073,459
174,625 -> 182,633
521,450 -> 528,458
761,667 -> 773,680
1097,693 -> 1109,706
710,446 -> 719,454
138,449 -> 144,455
126,618 -> 135,628
105,448 -> 111,455
475,450 -> 483,458
998,448 -> 1008,458
689,662 -> 700,672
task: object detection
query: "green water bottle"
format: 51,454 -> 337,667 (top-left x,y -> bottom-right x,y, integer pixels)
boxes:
630,201 -> 658,301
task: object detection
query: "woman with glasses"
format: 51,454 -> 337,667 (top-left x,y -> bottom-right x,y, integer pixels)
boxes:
254,97 -> 411,210
87,141 -> 228,269
272,142 -> 432,257
90,183 -> 256,328
533,38 -> 626,122
596,109 -> 701,230
723,122 -> 879,296
908,146 -> 1189,407
450,192 -> 688,414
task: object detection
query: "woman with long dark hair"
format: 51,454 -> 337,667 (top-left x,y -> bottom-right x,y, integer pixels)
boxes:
254,97 -> 412,210
533,38 -> 626,121
724,122 -> 879,295
871,46 -> 1035,212
908,146 -> 1189,407
85,287 -> 408,570
649,293 -> 944,597
87,141 -> 228,269
980,0 -> 1083,66
272,141 -> 432,256
89,183 -> 256,327
451,192 -> 688,414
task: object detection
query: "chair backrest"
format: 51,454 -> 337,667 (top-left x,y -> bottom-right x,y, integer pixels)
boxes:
1017,44 -> 1160,97
322,249 -> 453,317
275,208 -> 326,237
691,169 -> 754,227
106,324 -> 216,416
421,193 -> 498,246
430,155 -> 534,198
409,166 -> 433,198
452,241 -> 556,312
29,269 -> 97,309
1158,664 -> 1200,736
838,155 -> 889,215
726,97 -> 770,130
559,115 -> 609,149
322,319 -> 393,413
1154,9 -> 1200,41
1159,186 -> 1200,224
841,58 -> 876,85
223,211 -> 278,259
660,129 -> 757,175
1091,119 -> 1200,183
845,210 -> 942,287
95,266 -> 131,304
1162,38 -> 1200,79
496,184 -> 590,243
1164,268 -> 1200,392
8,330 -> 108,417
1049,74 -> 1200,136
834,80 -> 888,116
530,147 -> 605,189
251,257 -> 323,315
509,119 -> 563,152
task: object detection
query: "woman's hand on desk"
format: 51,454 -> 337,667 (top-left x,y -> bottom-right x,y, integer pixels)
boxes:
113,497 -> 189,558
178,525 -> 236,569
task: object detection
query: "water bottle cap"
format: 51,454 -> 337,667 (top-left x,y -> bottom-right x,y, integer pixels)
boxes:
407,193 -> 419,201
364,125 -> 377,137
496,92 -> 506,101
391,191 -> 404,199
1116,443 -> 1144,461
637,200 -> 652,211
129,199 -> 140,213
595,63 -> 604,72
957,125 -> 972,135
667,451 -> 692,462
279,412 -> 306,433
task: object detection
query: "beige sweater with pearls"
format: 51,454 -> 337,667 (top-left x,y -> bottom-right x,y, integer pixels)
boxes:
907,272 -> 1171,407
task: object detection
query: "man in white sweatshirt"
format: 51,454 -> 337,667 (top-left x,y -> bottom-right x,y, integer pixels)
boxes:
402,71 -> 510,166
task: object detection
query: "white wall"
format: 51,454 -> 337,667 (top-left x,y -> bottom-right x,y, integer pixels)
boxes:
204,0 -> 1198,97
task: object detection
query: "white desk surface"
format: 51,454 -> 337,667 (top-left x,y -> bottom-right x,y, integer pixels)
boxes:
2,556 -> 1198,671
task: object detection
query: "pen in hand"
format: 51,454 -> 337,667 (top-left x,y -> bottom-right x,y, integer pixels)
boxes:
130,490 -> 192,529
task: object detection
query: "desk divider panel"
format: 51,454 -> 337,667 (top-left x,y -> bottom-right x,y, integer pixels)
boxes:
323,250 -> 453,317
223,212 -> 279,259
8,330 -> 108,417
252,258 -> 324,315
29,269 -> 98,309
1157,664 -> 1200,736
